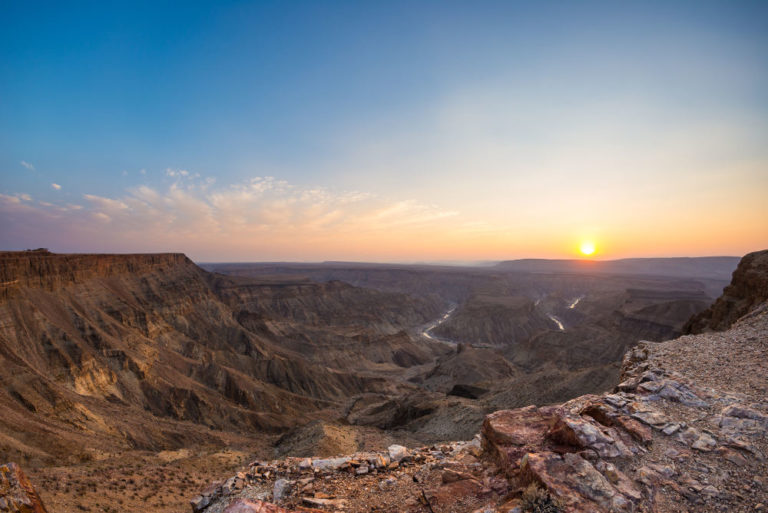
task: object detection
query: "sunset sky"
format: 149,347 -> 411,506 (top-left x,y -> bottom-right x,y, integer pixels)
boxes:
1,1 -> 766,262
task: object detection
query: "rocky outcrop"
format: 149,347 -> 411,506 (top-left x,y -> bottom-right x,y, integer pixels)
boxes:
0,462 -> 48,513
685,249 -> 768,333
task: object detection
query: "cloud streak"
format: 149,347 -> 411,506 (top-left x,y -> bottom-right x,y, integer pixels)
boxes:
0,176 -> 463,261
20,161 -> 35,171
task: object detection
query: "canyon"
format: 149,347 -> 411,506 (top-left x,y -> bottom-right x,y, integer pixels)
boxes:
0,249 -> 753,513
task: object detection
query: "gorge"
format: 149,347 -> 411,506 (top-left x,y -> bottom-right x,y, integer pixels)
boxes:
0,249 -> 757,513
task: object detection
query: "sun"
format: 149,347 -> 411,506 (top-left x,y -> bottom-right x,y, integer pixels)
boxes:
580,241 -> 596,256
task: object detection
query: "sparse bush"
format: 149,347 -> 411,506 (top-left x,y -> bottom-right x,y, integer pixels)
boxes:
520,483 -> 562,513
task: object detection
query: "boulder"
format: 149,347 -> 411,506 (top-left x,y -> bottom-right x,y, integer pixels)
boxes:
0,463 -> 49,513
388,444 -> 409,462
547,413 -> 633,459
521,451 -> 638,512
481,405 -> 557,470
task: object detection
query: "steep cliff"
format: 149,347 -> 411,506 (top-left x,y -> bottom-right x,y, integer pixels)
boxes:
684,249 -> 768,333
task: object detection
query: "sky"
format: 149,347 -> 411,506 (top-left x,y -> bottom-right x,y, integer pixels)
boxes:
1,0 -> 767,262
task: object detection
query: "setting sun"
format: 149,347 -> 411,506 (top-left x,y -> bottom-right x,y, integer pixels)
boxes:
580,241 -> 596,256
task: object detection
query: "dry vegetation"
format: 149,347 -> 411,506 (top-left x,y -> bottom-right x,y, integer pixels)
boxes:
25,447 -> 256,513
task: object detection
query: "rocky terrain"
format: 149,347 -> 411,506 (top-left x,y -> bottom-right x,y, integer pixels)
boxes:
186,249 -> 768,513
0,250 -> 751,512
209,259 -> 729,439
685,250 -> 768,333
0,250 -> 448,512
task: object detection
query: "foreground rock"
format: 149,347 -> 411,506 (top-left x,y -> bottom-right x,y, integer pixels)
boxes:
0,462 -> 49,513
193,296 -> 768,512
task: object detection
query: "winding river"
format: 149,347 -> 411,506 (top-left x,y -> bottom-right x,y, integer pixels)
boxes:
547,314 -> 565,331
420,306 -> 457,344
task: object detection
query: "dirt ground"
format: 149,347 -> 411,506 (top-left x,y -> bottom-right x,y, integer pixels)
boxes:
25,447 -> 259,513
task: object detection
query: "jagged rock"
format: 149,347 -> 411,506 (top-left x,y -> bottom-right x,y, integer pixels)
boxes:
644,462 -> 675,479
715,446 -> 749,465
547,412 -> 633,458
691,432 -> 717,452
481,405 -> 556,470
628,407 -> 669,428
594,461 -> 642,501
223,475 -> 245,495
721,404 -> 768,423
0,463 -> 49,513
521,451 -> 637,512
676,427 -> 718,451
634,465 -> 663,486
191,495 -> 212,512
639,378 -> 709,407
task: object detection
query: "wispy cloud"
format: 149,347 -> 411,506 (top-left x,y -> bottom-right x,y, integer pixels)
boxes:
51,183 -> 62,190
20,161 -> 35,171
166,168 -> 189,177
0,176 -> 465,260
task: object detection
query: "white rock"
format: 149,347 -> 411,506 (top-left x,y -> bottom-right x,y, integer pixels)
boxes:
388,444 -> 409,462
311,456 -> 350,470
273,478 -> 292,502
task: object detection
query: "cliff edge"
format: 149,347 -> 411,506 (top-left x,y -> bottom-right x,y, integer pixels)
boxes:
684,249 -> 768,333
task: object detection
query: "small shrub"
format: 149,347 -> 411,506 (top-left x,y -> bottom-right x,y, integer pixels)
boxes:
520,483 -> 562,513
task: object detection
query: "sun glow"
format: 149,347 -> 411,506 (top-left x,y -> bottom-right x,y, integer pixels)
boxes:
580,241 -> 596,256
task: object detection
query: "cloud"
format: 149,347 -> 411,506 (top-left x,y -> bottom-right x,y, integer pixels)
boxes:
0,194 -> 21,205
20,161 -> 35,171
0,176 -> 465,260
51,183 -> 62,190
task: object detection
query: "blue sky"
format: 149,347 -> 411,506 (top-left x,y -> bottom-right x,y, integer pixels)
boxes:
1,1 -> 767,260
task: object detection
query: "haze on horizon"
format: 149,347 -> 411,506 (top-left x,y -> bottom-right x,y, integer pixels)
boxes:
1,1 -> 767,262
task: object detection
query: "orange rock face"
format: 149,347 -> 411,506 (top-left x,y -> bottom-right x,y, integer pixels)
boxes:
0,462 -> 49,513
